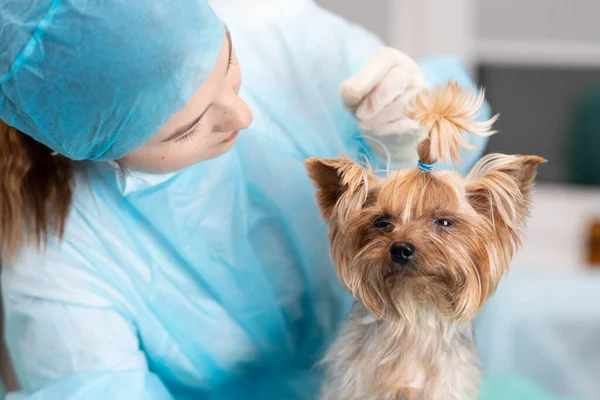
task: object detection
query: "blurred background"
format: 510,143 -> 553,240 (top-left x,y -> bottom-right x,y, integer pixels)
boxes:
1,0 -> 599,398
317,0 -> 600,398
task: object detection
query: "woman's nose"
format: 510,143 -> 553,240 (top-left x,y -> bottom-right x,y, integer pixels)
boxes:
213,90 -> 253,133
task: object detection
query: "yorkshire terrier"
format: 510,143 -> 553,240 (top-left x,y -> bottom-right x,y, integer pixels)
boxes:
306,82 -> 545,400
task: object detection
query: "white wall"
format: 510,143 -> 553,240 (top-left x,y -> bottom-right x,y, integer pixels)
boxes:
317,0 -> 477,67
317,0 -> 388,40
477,0 -> 600,67
318,0 -> 600,68
478,0 -> 600,43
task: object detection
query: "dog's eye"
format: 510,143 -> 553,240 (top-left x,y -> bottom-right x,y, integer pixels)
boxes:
373,215 -> 393,230
434,218 -> 452,227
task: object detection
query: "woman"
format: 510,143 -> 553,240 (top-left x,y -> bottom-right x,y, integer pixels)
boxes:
0,0 -> 489,398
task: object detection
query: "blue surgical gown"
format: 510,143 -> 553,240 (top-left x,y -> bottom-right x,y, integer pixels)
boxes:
2,1 -> 490,399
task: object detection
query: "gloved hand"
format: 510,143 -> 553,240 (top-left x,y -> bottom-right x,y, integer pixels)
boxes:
341,47 -> 428,168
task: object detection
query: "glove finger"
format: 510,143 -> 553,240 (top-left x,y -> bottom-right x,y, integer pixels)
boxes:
363,125 -> 425,163
340,48 -> 403,108
360,117 -> 424,137
355,67 -> 411,120
359,87 -> 424,130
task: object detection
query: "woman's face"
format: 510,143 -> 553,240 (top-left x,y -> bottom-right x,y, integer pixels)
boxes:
120,30 -> 253,173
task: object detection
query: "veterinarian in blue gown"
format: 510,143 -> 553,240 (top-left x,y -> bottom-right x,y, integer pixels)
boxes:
0,0 -> 529,399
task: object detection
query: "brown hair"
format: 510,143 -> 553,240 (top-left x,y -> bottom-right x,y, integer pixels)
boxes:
0,120 -> 74,260
406,81 -> 497,165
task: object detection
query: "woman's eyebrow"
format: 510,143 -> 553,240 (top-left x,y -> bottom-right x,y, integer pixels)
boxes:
225,27 -> 233,75
163,28 -> 233,143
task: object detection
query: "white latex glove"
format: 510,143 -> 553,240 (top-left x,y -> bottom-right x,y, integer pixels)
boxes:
341,47 -> 429,167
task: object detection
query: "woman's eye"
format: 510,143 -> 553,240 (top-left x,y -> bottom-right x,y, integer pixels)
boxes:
434,218 -> 452,227
373,216 -> 393,230
175,122 -> 203,143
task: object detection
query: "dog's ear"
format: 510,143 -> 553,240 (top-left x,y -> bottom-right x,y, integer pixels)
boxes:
305,157 -> 378,225
466,154 -> 546,251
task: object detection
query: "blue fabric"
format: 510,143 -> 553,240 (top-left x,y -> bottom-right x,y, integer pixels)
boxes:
0,0 -> 223,160
417,160 -> 434,172
2,1 -> 492,399
479,374 -> 581,400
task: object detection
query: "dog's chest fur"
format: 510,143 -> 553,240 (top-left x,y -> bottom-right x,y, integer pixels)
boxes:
320,303 -> 481,400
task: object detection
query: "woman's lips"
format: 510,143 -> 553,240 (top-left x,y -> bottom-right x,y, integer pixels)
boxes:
221,130 -> 239,144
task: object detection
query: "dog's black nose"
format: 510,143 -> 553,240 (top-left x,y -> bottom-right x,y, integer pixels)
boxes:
390,242 -> 415,265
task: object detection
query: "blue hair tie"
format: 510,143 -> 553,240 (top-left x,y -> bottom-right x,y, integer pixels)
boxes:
417,160 -> 434,172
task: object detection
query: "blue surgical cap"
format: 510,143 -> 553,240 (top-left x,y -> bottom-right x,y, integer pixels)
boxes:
0,1 -> 224,160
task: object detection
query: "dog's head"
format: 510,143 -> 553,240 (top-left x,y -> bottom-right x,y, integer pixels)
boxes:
306,83 -> 545,323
